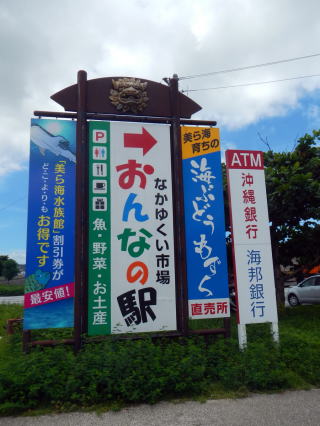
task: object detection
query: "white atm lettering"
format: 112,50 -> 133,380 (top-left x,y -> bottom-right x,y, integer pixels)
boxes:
231,152 -> 262,168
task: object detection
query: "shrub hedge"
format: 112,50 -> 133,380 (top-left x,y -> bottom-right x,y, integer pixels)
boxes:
0,305 -> 319,415
0,284 -> 24,296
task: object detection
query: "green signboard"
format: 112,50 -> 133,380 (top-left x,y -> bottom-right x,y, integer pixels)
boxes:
88,121 -> 111,335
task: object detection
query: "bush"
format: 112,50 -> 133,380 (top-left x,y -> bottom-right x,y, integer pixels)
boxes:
0,304 -> 319,414
0,337 -> 208,409
206,338 -> 290,391
0,283 -> 24,296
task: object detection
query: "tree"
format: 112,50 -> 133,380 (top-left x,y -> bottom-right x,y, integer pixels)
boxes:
2,259 -> 19,282
223,130 -> 320,305
264,130 -> 320,303
0,255 -> 9,277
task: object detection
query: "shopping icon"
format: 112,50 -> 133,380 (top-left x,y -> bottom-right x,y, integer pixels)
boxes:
93,197 -> 107,211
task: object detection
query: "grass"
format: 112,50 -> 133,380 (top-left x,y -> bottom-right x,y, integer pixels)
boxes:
0,304 -> 23,337
0,304 -> 319,416
0,277 -> 24,296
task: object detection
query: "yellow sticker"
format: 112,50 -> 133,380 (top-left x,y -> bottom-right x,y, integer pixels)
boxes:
181,126 -> 220,159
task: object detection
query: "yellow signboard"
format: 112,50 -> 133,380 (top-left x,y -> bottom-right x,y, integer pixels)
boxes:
181,126 -> 220,159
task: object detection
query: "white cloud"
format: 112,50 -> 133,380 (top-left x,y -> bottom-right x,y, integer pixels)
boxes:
0,115 -> 29,176
2,250 -> 26,265
1,0 -> 320,175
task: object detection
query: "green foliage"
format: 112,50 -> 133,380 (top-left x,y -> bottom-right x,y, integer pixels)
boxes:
0,283 -> 24,296
0,304 -> 22,337
0,256 -> 9,277
264,130 -> 320,270
0,305 -> 320,415
2,259 -> 19,281
253,130 -> 320,303
207,339 -> 288,390
222,131 -> 320,303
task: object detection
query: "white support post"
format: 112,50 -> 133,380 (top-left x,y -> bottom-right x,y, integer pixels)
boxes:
271,322 -> 279,344
237,323 -> 247,350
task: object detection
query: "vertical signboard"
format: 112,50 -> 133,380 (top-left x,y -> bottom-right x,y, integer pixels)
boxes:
88,121 -> 177,335
24,119 -> 76,329
181,127 -> 229,319
88,122 -> 111,334
226,150 -> 278,325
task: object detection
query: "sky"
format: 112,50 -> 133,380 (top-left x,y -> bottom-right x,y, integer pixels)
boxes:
0,0 -> 320,264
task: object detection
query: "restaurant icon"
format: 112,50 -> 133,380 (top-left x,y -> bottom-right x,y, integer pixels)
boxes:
93,163 -> 107,177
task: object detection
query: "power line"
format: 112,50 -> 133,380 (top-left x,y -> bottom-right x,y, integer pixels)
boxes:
182,73 -> 320,93
179,53 -> 320,80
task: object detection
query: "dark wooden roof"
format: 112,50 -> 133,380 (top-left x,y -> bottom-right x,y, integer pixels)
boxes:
51,76 -> 201,118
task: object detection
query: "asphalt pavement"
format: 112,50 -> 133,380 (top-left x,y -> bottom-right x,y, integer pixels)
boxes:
1,389 -> 320,425
0,296 -> 24,305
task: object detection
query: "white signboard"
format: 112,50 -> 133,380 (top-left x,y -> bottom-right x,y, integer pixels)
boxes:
226,150 -> 278,326
88,121 -> 177,335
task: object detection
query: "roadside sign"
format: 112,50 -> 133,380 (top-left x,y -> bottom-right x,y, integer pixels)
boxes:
226,150 -> 278,347
88,121 -> 177,335
181,127 -> 230,319
24,72 -> 232,352
24,119 -> 76,329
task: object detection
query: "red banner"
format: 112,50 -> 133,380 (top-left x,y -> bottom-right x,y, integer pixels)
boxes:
24,282 -> 74,309
225,150 -> 264,170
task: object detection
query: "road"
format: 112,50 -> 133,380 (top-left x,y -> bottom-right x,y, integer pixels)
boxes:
0,288 -> 291,307
1,389 -> 320,425
0,296 -> 23,305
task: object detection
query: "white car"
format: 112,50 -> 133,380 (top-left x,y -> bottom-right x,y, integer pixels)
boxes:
287,275 -> 320,307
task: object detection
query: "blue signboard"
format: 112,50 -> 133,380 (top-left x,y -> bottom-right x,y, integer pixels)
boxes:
181,126 -> 230,319
24,119 -> 76,329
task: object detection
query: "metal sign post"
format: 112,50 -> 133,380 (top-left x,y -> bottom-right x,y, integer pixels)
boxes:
74,70 -> 88,351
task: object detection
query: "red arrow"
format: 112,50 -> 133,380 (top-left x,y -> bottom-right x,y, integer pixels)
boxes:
124,127 -> 157,156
